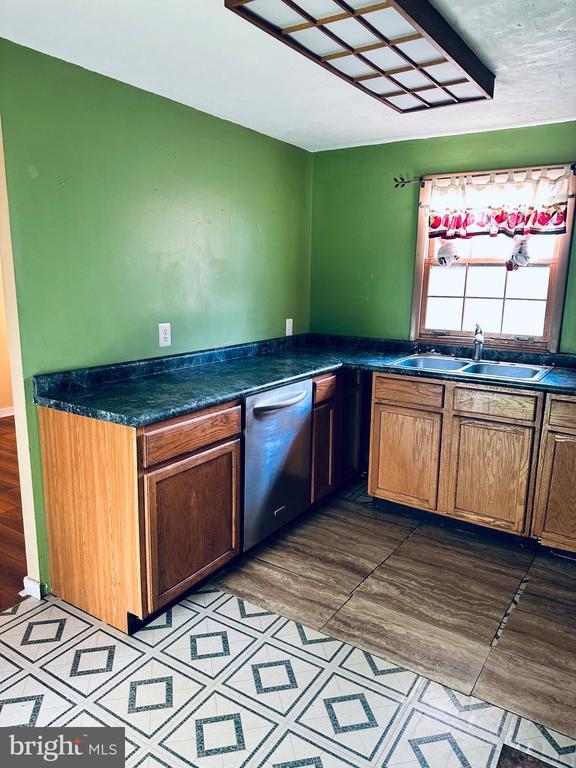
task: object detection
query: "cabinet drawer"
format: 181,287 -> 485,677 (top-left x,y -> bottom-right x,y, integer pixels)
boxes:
453,386 -> 536,422
142,404 -> 241,467
314,374 -> 338,404
549,397 -> 576,432
373,375 -> 444,409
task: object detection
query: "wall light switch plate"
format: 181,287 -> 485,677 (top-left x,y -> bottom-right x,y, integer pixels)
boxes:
159,322 -> 171,347
285,318 -> 293,336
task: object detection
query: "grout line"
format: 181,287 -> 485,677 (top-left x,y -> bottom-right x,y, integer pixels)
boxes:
470,553 -> 536,695
319,519 -> 422,632
489,550 -> 536,648
490,576 -> 531,649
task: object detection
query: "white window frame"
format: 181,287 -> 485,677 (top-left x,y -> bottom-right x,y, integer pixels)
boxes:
410,164 -> 576,353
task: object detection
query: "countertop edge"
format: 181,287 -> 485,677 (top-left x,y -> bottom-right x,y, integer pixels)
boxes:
33,354 -> 576,427
35,362 -> 345,427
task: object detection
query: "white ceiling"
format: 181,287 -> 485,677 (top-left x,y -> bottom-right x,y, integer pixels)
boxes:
0,0 -> 574,152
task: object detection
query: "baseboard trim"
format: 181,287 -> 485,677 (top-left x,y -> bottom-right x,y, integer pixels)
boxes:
0,407 -> 14,418
20,576 -> 42,600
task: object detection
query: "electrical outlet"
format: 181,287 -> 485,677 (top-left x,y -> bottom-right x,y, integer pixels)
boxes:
285,318 -> 293,336
159,322 -> 171,347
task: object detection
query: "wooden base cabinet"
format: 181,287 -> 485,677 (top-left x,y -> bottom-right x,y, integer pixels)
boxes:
369,403 -> 442,511
533,395 -> 576,551
447,417 -> 533,533
39,401 -> 241,632
144,439 -> 240,613
369,373 -> 543,538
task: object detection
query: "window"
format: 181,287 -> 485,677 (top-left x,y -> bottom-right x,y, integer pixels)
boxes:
412,164 -> 575,352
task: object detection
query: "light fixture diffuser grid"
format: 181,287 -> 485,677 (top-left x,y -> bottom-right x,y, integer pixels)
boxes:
225,0 -> 495,113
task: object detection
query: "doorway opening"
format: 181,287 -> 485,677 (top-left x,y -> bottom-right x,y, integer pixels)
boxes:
0,273 -> 25,609
0,117 -> 41,609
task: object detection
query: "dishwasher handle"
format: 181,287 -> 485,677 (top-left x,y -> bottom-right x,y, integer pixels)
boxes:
252,389 -> 308,414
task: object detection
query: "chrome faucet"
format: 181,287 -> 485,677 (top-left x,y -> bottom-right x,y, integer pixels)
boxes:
473,324 -> 484,362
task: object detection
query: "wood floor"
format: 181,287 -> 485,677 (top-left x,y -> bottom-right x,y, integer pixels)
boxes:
0,416 -> 25,611
216,488 -> 576,739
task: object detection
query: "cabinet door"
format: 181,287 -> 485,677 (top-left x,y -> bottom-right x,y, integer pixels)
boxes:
533,431 -> 576,549
144,439 -> 240,612
448,417 -> 532,532
369,403 -> 442,511
311,401 -> 336,503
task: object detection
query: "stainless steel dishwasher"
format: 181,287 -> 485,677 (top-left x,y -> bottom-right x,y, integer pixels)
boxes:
243,379 -> 312,552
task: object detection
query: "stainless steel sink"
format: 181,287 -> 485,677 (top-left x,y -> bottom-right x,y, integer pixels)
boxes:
393,354 -> 551,381
460,361 -> 551,381
394,355 -> 469,372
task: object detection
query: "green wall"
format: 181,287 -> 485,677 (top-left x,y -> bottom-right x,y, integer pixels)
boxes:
0,39 -> 312,586
1,36 -> 576,590
311,123 -> 576,352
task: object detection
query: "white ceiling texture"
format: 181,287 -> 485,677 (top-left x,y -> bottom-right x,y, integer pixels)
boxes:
0,0 -> 574,151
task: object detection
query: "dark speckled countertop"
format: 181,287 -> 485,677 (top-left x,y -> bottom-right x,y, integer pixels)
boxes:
33,334 -> 576,427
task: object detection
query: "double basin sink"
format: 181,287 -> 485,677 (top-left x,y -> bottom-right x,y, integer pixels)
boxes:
393,354 -> 551,382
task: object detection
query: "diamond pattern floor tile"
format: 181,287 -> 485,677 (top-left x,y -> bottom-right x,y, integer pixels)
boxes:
160,691 -> 278,768
184,588 -> 227,610
223,642 -> 324,716
296,671 -> 403,761
0,651 -> 22,687
0,597 -> 46,630
417,681 -> 509,738
382,708 -> 501,768
0,603 -> 93,662
0,673 -> 75,726
133,604 -> 199,648
339,647 -> 421,697
41,628 -> 145,696
272,620 -> 345,662
95,657 -> 205,738
0,580 -> 567,768
162,615 -> 257,679
59,708 -> 141,762
131,753 -> 174,768
506,717 -> 576,768
214,596 -> 282,633
256,729 -> 360,767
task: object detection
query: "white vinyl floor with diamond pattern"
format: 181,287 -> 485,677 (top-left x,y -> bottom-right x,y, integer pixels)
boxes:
0,588 -> 574,768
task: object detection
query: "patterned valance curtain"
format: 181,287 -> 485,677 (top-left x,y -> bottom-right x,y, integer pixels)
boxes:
428,165 -> 571,240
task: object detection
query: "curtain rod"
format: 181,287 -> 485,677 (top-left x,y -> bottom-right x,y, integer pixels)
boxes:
393,162 -> 576,189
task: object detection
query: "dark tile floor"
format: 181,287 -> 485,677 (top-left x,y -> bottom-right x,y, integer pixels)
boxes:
497,745 -> 551,767
216,481 -> 576,740
0,416 -> 25,610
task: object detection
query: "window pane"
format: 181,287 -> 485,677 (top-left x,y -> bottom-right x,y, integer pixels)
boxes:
506,266 -> 550,300
462,298 -> 503,332
425,297 -> 463,330
430,239 -> 471,261
469,236 -> 511,262
526,236 -> 557,261
428,265 -> 466,296
466,266 -> 506,298
502,300 -> 546,336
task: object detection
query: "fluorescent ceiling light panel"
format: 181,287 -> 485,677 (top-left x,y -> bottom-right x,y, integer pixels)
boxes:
225,0 -> 495,113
